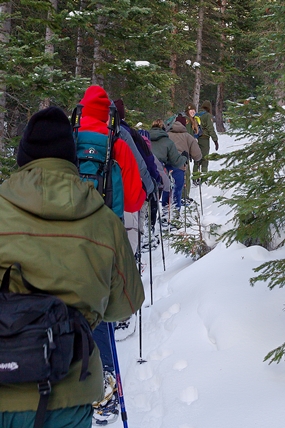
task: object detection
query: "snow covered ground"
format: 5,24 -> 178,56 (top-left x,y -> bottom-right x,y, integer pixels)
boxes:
112,131 -> 285,428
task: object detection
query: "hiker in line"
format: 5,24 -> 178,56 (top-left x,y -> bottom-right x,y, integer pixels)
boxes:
114,98 -> 160,254
78,85 -> 146,213
148,119 -> 188,223
185,102 -> 201,195
189,100 -> 219,183
76,85 -> 147,422
0,106 -> 144,428
110,101 -> 154,202
185,102 -> 200,137
168,114 -> 202,210
113,98 -> 162,341
140,130 -> 170,234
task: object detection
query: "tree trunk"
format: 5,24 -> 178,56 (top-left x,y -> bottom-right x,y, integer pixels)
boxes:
169,51 -> 177,111
92,4 -> 105,86
75,0 -> 86,77
92,38 -> 104,87
216,82 -> 225,131
215,0 -> 226,132
0,1 -> 12,150
193,1 -> 204,110
39,0 -> 57,110
169,3 -> 179,111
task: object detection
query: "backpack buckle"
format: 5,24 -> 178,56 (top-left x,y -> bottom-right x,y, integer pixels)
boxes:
38,380 -> 51,396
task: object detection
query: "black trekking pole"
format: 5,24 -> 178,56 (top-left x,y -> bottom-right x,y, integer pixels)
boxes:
148,199 -> 153,305
71,104 -> 83,161
167,171 -> 174,248
107,323 -> 129,428
71,103 -> 83,139
184,171 -> 187,233
196,161 -> 204,216
198,183 -> 203,216
156,188 -> 166,271
103,105 -> 118,210
137,211 -> 146,365
136,210 -> 142,275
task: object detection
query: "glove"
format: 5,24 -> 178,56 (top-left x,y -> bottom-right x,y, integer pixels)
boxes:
151,176 -> 158,192
147,178 -> 158,202
214,141 -> 219,151
147,190 -> 157,203
181,150 -> 189,161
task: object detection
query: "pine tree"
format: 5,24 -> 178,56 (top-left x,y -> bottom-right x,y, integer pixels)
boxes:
164,201 -> 216,260
207,0 -> 285,364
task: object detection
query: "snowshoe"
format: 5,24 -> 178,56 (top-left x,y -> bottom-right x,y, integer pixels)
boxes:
92,371 -> 119,426
115,314 -> 137,341
192,179 -> 201,186
181,197 -> 194,206
141,233 -> 160,253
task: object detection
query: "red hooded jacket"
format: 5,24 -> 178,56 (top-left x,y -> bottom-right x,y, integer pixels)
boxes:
78,86 -> 146,213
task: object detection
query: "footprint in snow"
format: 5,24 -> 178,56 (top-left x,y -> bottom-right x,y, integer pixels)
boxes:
173,359 -> 188,371
179,386 -> 198,405
160,303 -> 180,321
135,362 -> 153,381
148,348 -> 173,361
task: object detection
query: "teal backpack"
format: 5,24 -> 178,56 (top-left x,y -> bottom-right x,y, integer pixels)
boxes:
72,106 -> 124,219
165,114 -> 178,132
165,112 -> 188,132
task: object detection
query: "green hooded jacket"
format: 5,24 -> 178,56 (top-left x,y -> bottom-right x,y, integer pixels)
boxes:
0,158 -> 144,412
148,127 -> 187,167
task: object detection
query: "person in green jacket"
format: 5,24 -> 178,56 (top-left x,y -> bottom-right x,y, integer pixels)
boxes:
186,100 -> 219,184
148,119 -> 188,169
148,118 -> 188,205
0,107 -> 145,428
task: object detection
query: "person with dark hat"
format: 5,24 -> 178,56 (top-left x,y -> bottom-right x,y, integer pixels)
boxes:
185,102 -> 199,137
0,106 -> 144,428
191,100 -> 219,183
17,106 -> 78,166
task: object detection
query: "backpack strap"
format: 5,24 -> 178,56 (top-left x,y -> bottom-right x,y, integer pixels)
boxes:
70,308 -> 94,381
34,381 -> 51,428
76,320 -> 91,381
196,111 -> 206,118
1,262 -> 41,294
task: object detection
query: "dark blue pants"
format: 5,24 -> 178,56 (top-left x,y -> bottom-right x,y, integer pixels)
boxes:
162,166 -> 185,210
92,321 -> 114,373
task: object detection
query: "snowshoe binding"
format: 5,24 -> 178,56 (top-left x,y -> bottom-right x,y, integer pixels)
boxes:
92,371 -> 119,426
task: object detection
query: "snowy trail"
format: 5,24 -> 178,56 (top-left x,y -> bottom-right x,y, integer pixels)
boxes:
109,133 -> 285,428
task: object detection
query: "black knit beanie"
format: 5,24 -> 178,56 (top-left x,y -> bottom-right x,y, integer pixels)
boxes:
114,99 -> 125,121
176,114 -> 186,127
17,107 -> 77,167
